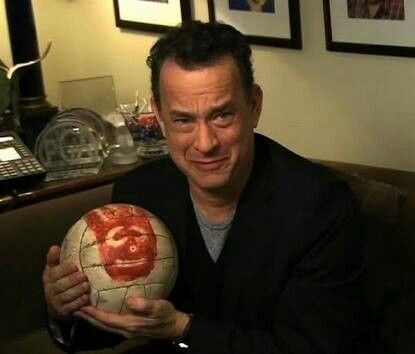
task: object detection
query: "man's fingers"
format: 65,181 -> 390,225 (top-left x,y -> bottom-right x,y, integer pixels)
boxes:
75,310 -> 151,344
44,246 -> 91,321
80,306 -> 126,328
74,311 -> 130,338
127,297 -> 153,315
80,306 -> 151,330
52,271 -> 88,295
47,261 -> 81,284
46,246 -> 61,267
56,294 -> 90,318
126,297 -> 167,317
56,281 -> 90,302
79,301 -> 180,340
45,246 -> 81,284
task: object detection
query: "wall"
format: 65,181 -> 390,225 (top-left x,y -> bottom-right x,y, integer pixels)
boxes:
1,1 -> 415,172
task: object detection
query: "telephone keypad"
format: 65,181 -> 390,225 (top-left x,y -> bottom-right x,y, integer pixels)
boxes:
0,132 -> 46,186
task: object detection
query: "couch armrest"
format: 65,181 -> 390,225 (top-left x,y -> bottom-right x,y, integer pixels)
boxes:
0,184 -> 113,345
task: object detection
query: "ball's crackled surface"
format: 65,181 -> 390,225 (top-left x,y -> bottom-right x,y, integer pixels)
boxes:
60,203 -> 178,314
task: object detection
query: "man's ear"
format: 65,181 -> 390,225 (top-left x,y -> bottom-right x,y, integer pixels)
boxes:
251,84 -> 263,129
151,98 -> 166,137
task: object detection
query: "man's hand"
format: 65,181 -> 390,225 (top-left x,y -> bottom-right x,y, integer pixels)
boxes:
75,297 -> 190,340
42,245 -> 90,321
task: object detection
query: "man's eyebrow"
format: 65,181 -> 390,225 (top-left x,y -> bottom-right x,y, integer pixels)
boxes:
169,101 -> 234,118
170,109 -> 193,117
209,101 -> 234,115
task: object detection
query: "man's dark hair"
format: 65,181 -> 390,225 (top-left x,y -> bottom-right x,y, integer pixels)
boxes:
147,21 -> 254,105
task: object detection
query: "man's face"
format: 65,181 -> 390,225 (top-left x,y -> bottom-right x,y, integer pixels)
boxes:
153,57 -> 262,193
251,0 -> 267,5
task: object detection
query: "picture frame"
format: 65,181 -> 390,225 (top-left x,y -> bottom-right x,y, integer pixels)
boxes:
208,0 -> 302,49
113,0 -> 192,33
323,0 -> 415,57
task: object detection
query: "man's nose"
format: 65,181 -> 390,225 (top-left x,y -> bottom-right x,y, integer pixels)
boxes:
193,122 -> 219,154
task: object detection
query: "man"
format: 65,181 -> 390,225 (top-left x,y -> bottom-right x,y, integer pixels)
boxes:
229,0 -> 275,13
348,0 -> 405,20
43,21 -> 369,353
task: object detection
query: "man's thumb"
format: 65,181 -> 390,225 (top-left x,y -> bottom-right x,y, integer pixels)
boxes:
46,245 -> 61,267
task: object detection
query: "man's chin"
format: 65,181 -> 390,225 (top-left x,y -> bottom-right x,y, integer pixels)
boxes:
189,173 -> 232,192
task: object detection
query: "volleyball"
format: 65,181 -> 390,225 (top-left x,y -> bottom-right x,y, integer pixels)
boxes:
60,203 -> 178,315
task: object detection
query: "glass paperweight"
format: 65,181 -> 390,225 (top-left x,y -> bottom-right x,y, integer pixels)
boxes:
56,108 -> 110,151
109,125 -> 138,165
35,109 -> 107,181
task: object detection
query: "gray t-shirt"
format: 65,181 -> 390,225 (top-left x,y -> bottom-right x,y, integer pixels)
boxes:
192,202 -> 235,262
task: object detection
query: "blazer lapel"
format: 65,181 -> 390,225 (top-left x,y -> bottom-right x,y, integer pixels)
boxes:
163,177 -> 191,260
148,160 -> 191,261
220,137 -> 280,319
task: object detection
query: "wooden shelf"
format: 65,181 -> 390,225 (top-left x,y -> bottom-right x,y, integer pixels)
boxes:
0,158 -> 145,213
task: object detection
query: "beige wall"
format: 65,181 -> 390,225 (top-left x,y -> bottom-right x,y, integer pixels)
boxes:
1,1 -> 415,171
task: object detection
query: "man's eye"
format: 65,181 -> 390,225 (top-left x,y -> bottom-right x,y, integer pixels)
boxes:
213,112 -> 233,126
172,117 -> 195,131
173,117 -> 192,124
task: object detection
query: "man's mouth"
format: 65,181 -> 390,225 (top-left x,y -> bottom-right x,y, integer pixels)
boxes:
191,157 -> 228,171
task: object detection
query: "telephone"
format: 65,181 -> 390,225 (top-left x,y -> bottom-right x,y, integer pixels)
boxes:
0,130 -> 46,188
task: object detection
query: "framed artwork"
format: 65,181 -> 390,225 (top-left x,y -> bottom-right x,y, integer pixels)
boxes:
113,0 -> 192,33
208,0 -> 302,49
323,0 -> 415,57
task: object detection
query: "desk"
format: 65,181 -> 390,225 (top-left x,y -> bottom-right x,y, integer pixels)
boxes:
0,158 -> 145,213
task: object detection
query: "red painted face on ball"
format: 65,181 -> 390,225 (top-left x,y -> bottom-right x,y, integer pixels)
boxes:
85,204 -> 157,282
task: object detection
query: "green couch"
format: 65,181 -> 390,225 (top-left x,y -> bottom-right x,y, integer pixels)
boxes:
1,161 -> 414,354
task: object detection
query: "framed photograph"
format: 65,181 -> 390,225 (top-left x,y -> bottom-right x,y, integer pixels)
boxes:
323,0 -> 415,57
208,0 -> 302,49
113,0 -> 192,33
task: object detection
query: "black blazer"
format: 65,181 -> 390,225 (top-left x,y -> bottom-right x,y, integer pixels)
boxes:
110,133 -> 369,354
60,133 -> 369,353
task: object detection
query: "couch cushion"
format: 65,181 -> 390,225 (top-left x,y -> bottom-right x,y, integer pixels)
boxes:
0,185 -> 113,345
336,172 -> 415,354
0,329 -> 149,354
